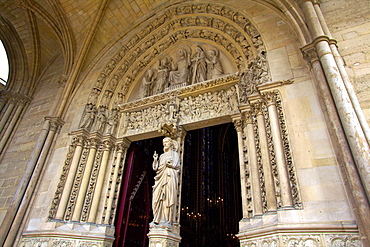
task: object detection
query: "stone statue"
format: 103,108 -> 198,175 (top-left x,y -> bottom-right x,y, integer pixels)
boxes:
191,45 -> 207,84
80,104 -> 96,130
151,137 -> 180,227
168,48 -> 191,85
206,49 -> 224,79
94,107 -> 107,132
153,58 -> 170,94
105,109 -> 119,134
138,68 -> 155,98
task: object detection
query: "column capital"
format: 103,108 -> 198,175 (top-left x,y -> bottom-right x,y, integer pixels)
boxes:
243,111 -> 254,125
159,122 -> 186,140
72,135 -> 86,147
262,91 -> 277,106
0,90 -> 31,105
231,114 -> 243,132
301,45 -> 319,64
45,116 -> 65,133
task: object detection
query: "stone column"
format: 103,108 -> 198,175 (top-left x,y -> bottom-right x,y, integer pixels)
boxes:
55,136 -> 85,219
301,0 -> 370,202
0,101 -> 24,153
72,138 -> 99,221
232,115 -> 249,218
244,110 -> 263,216
1,117 -> 64,247
255,102 -> 277,212
302,45 -> 370,247
313,3 -> 370,144
88,140 -> 112,223
264,93 -> 293,208
0,99 -> 16,131
104,141 -> 129,225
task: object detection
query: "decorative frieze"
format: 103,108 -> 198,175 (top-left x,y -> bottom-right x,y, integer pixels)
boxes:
19,236 -> 113,247
240,233 -> 363,247
121,85 -> 239,137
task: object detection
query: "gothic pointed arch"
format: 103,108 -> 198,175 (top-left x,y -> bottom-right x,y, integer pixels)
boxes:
84,2 -> 270,113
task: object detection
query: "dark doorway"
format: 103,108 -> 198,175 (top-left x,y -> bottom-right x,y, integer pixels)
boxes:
114,137 -> 162,247
114,123 -> 242,246
180,123 -> 242,247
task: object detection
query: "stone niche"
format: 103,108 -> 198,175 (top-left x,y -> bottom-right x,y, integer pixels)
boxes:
128,41 -> 236,101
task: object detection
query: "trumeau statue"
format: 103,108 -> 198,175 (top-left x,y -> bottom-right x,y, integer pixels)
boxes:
151,137 -> 180,227
137,45 -> 225,99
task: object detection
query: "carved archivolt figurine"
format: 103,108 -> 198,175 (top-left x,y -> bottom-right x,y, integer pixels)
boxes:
151,137 -> 180,227
94,107 -> 107,132
80,104 -> 96,130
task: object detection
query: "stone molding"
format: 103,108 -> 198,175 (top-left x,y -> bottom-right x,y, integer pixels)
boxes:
239,232 -> 362,247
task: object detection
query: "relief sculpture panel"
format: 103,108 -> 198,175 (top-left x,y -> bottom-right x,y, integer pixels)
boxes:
135,44 -> 227,100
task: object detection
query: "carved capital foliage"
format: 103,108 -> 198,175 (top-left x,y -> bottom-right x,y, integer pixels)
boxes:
45,116 -> 65,133
72,135 -> 85,147
243,111 -> 254,125
102,140 -> 113,151
232,118 -> 243,132
262,91 -> 277,106
301,45 -> 319,65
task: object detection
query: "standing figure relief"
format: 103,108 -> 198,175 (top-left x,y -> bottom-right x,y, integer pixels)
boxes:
151,137 -> 181,227
138,46 -> 225,98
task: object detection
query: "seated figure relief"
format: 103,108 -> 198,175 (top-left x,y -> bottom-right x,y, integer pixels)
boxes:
137,46 -> 224,99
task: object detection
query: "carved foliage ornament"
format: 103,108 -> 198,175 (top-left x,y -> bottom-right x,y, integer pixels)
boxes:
122,85 -> 239,137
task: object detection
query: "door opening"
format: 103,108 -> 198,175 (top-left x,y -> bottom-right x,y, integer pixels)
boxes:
180,123 -> 242,247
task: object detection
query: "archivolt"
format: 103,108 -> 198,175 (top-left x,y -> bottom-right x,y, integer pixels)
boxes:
87,2 -> 269,110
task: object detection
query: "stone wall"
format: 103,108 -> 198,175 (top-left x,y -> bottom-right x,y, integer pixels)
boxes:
0,57 -> 64,225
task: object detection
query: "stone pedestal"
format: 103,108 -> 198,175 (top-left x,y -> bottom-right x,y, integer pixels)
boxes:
148,226 -> 181,247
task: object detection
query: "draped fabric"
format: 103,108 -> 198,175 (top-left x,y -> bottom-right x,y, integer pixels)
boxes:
181,123 -> 242,247
114,139 -> 161,247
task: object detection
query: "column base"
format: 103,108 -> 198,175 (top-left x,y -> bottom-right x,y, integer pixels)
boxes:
237,215 -> 363,247
148,225 -> 181,247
